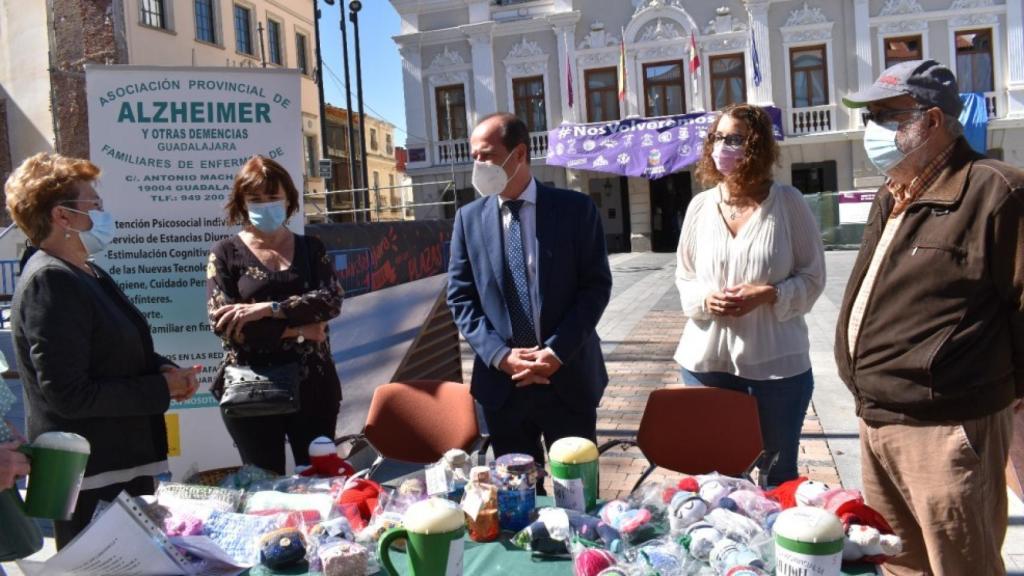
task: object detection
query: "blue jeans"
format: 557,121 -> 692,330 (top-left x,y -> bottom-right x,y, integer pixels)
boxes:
681,368 -> 814,486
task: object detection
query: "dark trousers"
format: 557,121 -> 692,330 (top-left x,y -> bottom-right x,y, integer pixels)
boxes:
482,385 -> 597,495
681,368 -> 814,487
54,475 -> 155,549
221,407 -> 338,475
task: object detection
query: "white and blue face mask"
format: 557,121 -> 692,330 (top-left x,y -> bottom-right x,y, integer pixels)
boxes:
863,113 -> 932,174
247,200 -> 287,232
63,206 -> 116,255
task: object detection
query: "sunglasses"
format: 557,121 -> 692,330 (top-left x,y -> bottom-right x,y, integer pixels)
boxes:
709,133 -> 747,147
862,107 -> 929,125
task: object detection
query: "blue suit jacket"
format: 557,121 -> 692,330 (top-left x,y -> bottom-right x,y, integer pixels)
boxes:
446,181 -> 612,411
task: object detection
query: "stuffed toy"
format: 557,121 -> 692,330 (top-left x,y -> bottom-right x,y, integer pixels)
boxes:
705,508 -> 765,545
765,477 -> 830,509
336,478 -> 383,531
820,488 -> 903,563
708,537 -> 767,574
599,500 -> 653,542
573,547 -> 617,576
259,527 -> 307,569
697,476 -> 733,509
725,490 -> 781,527
678,521 -> 723,560
300,436 -> 356,478
512,508 -> 622,554
668,491 -> 709,534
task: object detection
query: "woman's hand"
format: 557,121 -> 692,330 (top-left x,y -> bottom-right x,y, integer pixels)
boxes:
212,302 -> 273,340
705,290 -> 738,317
162,365 -> 201,402
720,283 -> 777,317
0,441 -> 30,490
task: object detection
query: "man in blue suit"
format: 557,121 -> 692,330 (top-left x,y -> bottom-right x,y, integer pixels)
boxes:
447,113 -> 612,488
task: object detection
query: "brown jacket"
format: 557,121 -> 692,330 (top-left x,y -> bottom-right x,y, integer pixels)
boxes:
836,138 -> 1024,424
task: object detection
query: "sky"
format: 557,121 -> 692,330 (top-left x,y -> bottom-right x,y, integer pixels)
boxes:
317,1 -> 410,147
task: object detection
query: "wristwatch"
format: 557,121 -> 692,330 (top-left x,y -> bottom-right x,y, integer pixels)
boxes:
296,327 -> 305,344
270,301 -> 281,315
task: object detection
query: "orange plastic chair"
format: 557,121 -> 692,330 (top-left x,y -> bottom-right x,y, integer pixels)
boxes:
599,387 -> 768,491
335,380 -> 483,478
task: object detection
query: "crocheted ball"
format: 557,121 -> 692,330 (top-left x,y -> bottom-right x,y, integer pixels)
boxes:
574,548 -> 616,576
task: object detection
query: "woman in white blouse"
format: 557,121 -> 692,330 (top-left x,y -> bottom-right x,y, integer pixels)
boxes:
675,104 -> 826,486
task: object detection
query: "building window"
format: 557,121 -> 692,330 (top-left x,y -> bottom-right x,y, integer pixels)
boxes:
791,161 -> 837,195
883,35 -> 922,68
435,85 -> 468,141
709,54 -> 746,111
304,135 -> 317,177
388,174 -> 395,187
513,75 -> 547,132
790,45 -> 828,108
295,32 -> 310,75
267,19 -> 282,65
234,5 -> 253,55
385,133 -> 393,155
141,0 -> 167,29
370,128 -> 378,151
643,61 -> 685,117
955,29 -> 994,93
585,67 -> 620,123
194,0 -> 215,43
372,171 -> 380,190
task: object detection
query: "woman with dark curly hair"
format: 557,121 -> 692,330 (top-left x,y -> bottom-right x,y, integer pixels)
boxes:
206,155 -> 343,474
674,104 -> 825,486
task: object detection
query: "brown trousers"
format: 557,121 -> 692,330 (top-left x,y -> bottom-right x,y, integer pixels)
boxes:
860,405 -> 1014,576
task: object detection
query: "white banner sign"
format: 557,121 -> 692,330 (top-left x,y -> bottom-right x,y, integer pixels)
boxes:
85,66 -> 304,478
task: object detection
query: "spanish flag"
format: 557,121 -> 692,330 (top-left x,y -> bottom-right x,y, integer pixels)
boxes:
618,32 -> 626,101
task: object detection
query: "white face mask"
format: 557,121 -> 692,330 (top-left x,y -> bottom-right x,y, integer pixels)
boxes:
471,151 -> 520,197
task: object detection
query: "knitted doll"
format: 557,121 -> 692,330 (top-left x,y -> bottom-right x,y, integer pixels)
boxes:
300,436 -> 356,478
765,477 -> 830,509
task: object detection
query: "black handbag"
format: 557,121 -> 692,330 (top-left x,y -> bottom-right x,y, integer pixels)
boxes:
220,362 -> 301,417
219,235 -> 312,418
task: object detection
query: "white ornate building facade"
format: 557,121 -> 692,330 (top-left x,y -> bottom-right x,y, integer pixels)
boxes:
390,0 -> 1024,252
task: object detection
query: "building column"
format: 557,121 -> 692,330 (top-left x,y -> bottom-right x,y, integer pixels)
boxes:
397,42 -> 430,167
1006,0 -> 1024,116
853,0 -> 873,126
746,1 -> 774,106
466,23 -> 498,123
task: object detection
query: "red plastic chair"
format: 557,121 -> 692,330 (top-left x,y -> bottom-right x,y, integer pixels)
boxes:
599,387 -> 768,491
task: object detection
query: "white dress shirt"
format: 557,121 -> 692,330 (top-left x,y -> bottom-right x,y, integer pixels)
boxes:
490,178 -> 546,368
674,182 -> 826,380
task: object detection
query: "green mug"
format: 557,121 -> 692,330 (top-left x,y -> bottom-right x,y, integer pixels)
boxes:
22,431 -> 90,521
548,437 -> 600,513
378,497 -> 465,576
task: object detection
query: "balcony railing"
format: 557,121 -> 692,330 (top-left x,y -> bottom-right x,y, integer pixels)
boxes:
789,104 -> 836,136
434,131 -> 549,166
983,91 -> 999,119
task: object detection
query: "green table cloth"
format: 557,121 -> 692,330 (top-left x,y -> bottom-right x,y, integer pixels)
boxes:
244,496 -> 879,575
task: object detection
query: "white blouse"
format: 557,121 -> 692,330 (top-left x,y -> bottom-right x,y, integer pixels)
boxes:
674,182 -> 826,380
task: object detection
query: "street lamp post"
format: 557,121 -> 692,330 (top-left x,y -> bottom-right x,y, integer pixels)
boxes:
349,0 -> 370,222
313,0 -> 329,167
339,11 -> 358,205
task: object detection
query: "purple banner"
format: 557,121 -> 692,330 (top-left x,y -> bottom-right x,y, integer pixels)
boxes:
545,107 -> 784,180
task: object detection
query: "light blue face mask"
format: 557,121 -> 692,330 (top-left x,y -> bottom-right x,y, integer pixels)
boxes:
247,200 -> 287,232
863,120 -> 906,174
63,206 -> 116,255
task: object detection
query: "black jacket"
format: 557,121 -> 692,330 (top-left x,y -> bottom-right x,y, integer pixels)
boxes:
12,251 -> 172,483
835,138 -> 1024,424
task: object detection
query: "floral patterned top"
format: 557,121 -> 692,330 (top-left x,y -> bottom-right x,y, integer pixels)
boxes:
206,234 -> 343,409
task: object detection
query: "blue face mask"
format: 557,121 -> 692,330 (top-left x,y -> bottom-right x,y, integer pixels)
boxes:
247,200 -> 287,232
863,120 -> 906,174
63,207 -> 116,255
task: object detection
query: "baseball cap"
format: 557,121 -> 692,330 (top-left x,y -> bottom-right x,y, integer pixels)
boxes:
843,59 -> 962,117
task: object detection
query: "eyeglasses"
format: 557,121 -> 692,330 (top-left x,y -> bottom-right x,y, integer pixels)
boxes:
60,198 -> 104,211
709,133 -> 747,147
862,107 -> 928,125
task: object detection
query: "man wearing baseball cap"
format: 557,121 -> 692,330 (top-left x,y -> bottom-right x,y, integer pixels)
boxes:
835,59 -> 1023,575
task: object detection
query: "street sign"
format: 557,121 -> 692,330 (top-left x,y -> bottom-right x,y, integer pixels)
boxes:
319,159 -> 333,179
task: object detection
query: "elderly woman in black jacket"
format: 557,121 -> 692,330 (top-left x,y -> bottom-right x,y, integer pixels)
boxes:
6,153 -> 200,547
